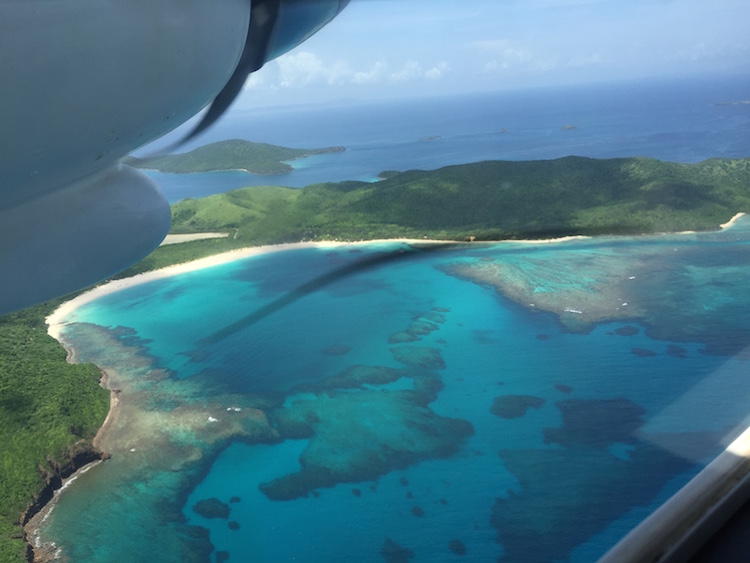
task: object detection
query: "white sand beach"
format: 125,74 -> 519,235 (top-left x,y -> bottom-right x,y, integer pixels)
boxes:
159,232 -> 230,245
720,212 -> 746,230
49,215 -> 749,340
45,239 -> 457,340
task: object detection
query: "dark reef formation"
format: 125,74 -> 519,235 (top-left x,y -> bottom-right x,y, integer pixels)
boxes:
615,325 -> 640,336
259,388 -> 473,500
667,345 -> 688,358
389,346 -> 446,370
380,538 -> 415,562
258,309 -> 474,502
631,347 -> 658,357
543,398 -> 645,448
490,395 -> 545,419
491,397 -> 703,561
322,365 -> 405,389
322,344 -> 351,356
192,498 -> 230,520
388,311 -> 446,344
449,539 -> 467,555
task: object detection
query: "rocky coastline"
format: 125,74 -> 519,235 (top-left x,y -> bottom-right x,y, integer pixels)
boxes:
20,438 -> 109,562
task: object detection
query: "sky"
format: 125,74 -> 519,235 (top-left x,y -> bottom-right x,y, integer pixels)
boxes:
234,0 -> 750,108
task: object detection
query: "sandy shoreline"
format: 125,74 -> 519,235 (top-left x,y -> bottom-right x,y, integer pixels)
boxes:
92,371 -> 119,451
44,215 -> 749,452
47,214 -> 748,340
720,212 -> 746,230
45,239 -> 455,340
42,238 -> 458,505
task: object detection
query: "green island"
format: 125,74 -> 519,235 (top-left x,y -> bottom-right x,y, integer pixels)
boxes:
166,155 -> 750,243
2,151 -> 750,561
124,139 -> 345,175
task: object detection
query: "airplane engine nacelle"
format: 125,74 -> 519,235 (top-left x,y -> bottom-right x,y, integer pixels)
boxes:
0,0 -> 348,313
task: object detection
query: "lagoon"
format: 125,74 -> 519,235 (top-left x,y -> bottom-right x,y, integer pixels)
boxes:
35,219 -> 750,562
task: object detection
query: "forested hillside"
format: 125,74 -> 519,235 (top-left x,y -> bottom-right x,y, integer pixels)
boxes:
167,156 -> 750,243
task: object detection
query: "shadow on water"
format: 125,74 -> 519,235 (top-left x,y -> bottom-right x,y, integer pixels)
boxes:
198,243 -> 460,346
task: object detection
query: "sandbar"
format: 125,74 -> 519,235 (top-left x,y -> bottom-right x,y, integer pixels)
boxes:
159,232 -> 230,245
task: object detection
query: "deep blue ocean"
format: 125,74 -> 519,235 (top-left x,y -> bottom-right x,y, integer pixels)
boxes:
144,75 -> 750,203
35,75 -> 750,562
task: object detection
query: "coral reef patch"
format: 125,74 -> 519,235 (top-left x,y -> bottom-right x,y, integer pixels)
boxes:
389,346 -> 446,370
543,398 -> 645,448
380,538 -> 415,562
321,365 -> 406,389
322,344 -> 351,356
440,242 -> 750,354
615,325 -> 640,336
492,396 -> 699,561
449,539 -> 467,555
192,498 -> 230,520
260,388 -> 473,500
492,443 -> 695,562
667,345 -> 688,358
490,395 -> 545,419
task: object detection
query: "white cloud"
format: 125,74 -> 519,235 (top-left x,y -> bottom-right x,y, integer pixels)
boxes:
242,72 -> 266,90
390,61 -> 423,82
675,40 -> 750,63
425,61 -> 451,80
244,51 -> 450,93
567,53 -> 602,67
389,60 -> 451,82
472,39 -> 536,74
353,60 -> 389,84
235,0 -> 750,105
274,51 -> 351,87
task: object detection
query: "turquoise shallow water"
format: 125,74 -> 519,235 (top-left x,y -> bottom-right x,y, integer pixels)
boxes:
38,224 -> 750,562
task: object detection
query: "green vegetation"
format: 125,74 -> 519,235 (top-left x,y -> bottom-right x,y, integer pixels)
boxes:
0,302 -> 109,562
165,156 -> 750,245
3,153 -> 750,558
125,139 -> 344,175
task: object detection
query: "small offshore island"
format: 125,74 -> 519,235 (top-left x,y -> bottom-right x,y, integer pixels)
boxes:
125,139 -> 345,175
3,145 -> 750,562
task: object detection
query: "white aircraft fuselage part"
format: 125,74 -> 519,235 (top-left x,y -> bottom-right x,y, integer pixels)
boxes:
0,0 -> 250,313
